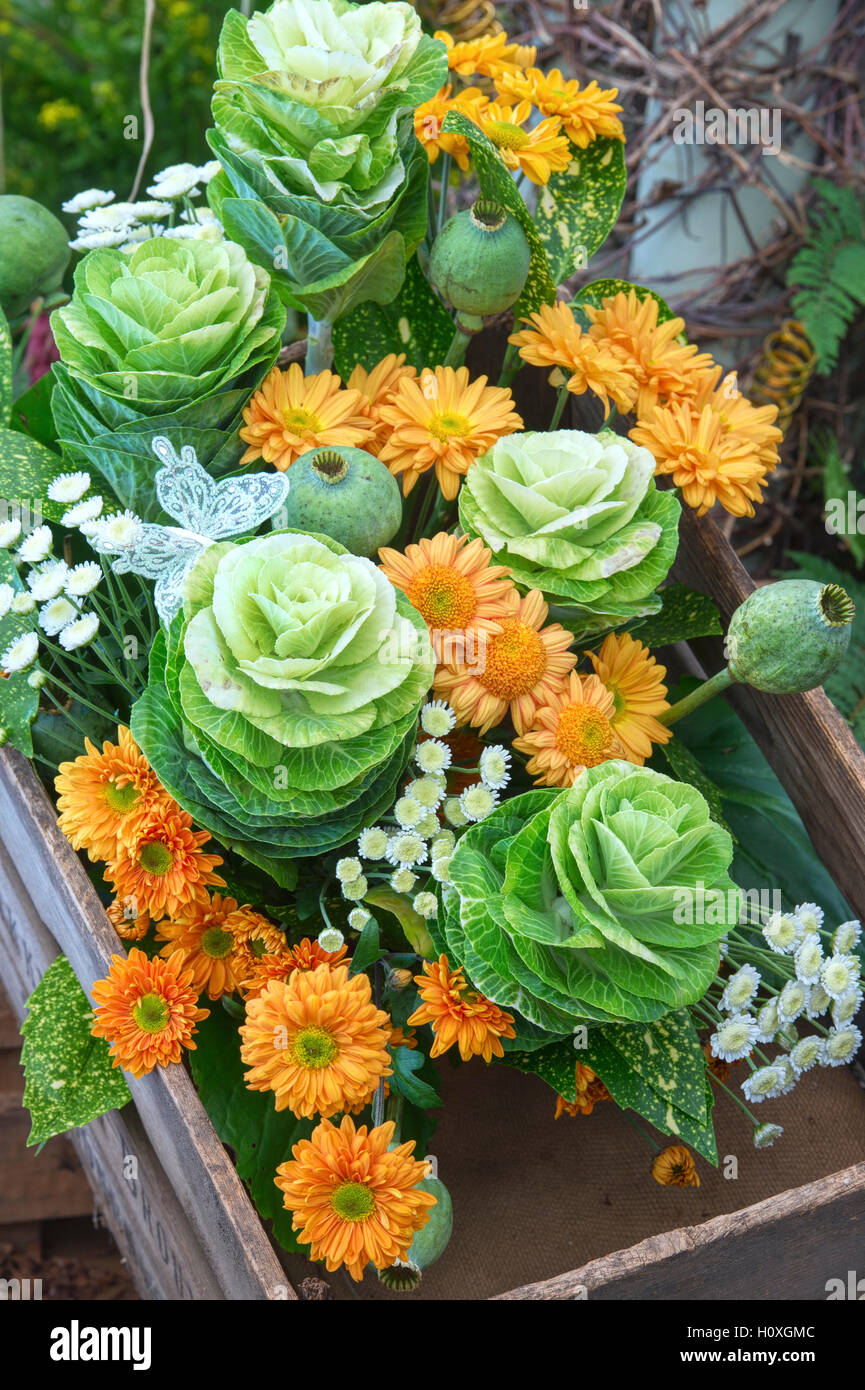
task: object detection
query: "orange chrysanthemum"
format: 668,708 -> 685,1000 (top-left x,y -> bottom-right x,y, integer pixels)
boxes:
509,302 -> 636,417
378,366 -> 522,500
346,352 -> 417,450
90,948 -> 208,1078
683,366 -> 782,475
435,29 -> 536,79
275,1115 -> 436,1280
389,1025 -> 418,1050
478,99 -> 571,185
408,954 -> 515,1062
240,962 -> 392,1118
651,1144 -> 700,1188
55,725 -> 162,863
238,363 -> 371,472
513,670 -> 624,786
554,1063 -> 612,1117
106,897 -> 152,942
434,588 -> 577,735
587,632 -> 671,764
630,400 -> 771,517
379,531 -> 513,641
230,908 -> 289,983
585,290 -> 715,418
105,805 -> 225,922
496,68 -> 625,147
414,84 -> 486,169
239,936 -> 349,1000
155,893 -> 252,1000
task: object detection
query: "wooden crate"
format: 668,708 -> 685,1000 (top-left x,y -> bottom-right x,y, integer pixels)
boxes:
1,506 -> 864,1300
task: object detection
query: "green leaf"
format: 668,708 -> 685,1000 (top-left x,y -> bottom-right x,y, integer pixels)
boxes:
658,737 -> 731,833
348,915 -> 387,975
535,137 -> 626,285
364,886 -> 435,958
440,110 -> 556,317
0,426 -> 69,524
573,278 -> 677,327
20,955 -> 131,1146
333,255 -> 454,374
10,371 -> 58,448
816,427 -> 865,567
0,548 -> 40,755
0,307 -> 12,423
389,1042 -> 441,1109
626,582 -> 723,647
188,1003 -> 312,1255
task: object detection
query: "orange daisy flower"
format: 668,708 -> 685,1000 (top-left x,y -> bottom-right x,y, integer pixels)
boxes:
414,85 -> 485,170
684,366 -> 782,475
477,99 -> 571,185
378,366 -> 522,500
230,907 -> 289,983
378,531 -> 513,642
513,670 -> 624,786
409,955 -> 515,1062
238,363 -> 371,472
496,68 -> 625,147
90,948 -> 208,1078
239,936 -> 349,1000
55,725 -> 162,863
106,897 -> 152,942
434,588 -> 577,736
585,290 -> 715,418
435,30 -> 536,79
630,400 -> 770,517
239,962 -> 391,1118
155,893 -> 251,1000
346,352 -> 417,450
554,1063 -> 612,1117
587,632 -> 671,764
274,1115 -> 436,1280
105,805 -> 225,922
389,1025 -> 418,1050
651,1144 -> 700,1188
509,302 -> 637,417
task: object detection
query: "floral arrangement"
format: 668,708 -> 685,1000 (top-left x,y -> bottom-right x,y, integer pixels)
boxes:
1,0 -> 861,1293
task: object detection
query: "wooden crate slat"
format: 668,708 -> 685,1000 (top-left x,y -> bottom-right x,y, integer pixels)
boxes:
0,749 -> 293,1301
673,508 -> 865,921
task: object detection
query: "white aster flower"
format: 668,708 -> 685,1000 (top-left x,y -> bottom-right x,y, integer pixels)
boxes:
128,200 -> 173,219
27,560 -> 68,602
335,856 -> 362,883
0,519 -> 22,548
763,911 -> 803,954
65,562 -> 102,598
340,874 -> 368,901
162,223 -> 220,241
753,1123 -> 783,1149
318,926 -> 345,953
831,987 -> 863,1026
420,700 -> 455,737
413,891 -> 438,919
821,954 -> 861,1002
415,738 -> 451,775
63,495 -> 104,527
794,902 -> 824,934
357,826 -> 389,860
459,783 -> 498,822
0,583 -> 13,620
47,472 -> 90,504
479,744 -> 511,789
394,795 -> 424,830
11,592 -> 35,614
772,1055 -> 797,1096
443,795 -> 468,827
39,597 -> 77,636
794,932 -> 823,985
348,907 -> 370,931
430,855 -> 452,884
62,188 -> 115,213
789,1035 -> 823,1076
95,511 -> 143,549
415,810 -> 441,839
823,1025 -> 862,1067
390,868 -> 417,894
430,830 -> 456,860
1,631 -> 39,673
58,612 -> 100,651
78,201 -> 141,231
180,206 -> 220,225
197,160 -> 222,183
69,229 -> 130,251
742,1064 -> 784,1104
147,163 -> 202,198
386,833 -> 427,869
720,964 -> 761,1013
28,668 -> 46,690
805,983 -> 832,1019
777,979 -> 807,1024
833,920 -> 862,954
407,775 -> 446,809
710,1013 -> 758,1062
16,526 -> 53,564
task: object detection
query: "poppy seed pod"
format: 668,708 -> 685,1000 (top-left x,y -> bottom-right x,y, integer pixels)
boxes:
430,200 -> 531,332
275,445 -> 402,555
726,580 -> 854,694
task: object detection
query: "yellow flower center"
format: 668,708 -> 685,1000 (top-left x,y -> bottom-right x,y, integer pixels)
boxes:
132,992 -> 170,1034
555,702 -> 614,768
406,563 -> 477,629
486,120 -> 529,151
292,1025 -> 339,1070
138,840 -> 175,876
202,927 -> 234,959
103,778 -> 140,814
330,1180 -> 376,1223
479,620 -> 548,698
282,406 -> 322,435
427,410 -> 472,442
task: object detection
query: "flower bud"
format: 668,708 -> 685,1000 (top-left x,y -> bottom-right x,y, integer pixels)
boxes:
430,199 -> 531,332
726,580 -> 853,694
386,967 -> 414,991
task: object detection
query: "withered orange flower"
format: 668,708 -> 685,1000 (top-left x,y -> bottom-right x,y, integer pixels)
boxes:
651,1144 -> 701,1188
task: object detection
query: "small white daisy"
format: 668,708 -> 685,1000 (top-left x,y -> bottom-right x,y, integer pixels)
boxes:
390,868 -> 417,894
386,833 -> 427,869
1,631 -> 39,673
127,199 -> 173,220
357,826 -> 389,860
28,668 -> 46,690
11,592 -> 35,614
0,583 -> 13,620
415,739 -> 452,776
197,160 -> 222,183
47,472 -> 90,504
147,162 -> 201,198
58,613 -> 100,650
459,783 -> 498,822
794,902 -> 824,934
777,979 -> 807,1024
348,907 -> 371,931
794,932 -> 823,985
430,855 -> 452,884
420,700 -> 455,737
771,1055 -> 797,1096
340,874 -> 368,901
430,830 -> 456,860
742,1064 -> 785,1104
163,223 -> 221,242
479,744 -> 511,790
805,983 -> 832,1019
831,987 -> 863,1026
335,856 -> 362,883
95,511 -> 143,548
710,1013 -> 758,1062
833,920 -> 862,954
415,810 -> 441,839
821,954 -> 861,1002
823,1025 -> 862,1067
62,188 -> 115,213
16,526 -> 53,564
720,964 -> 761,1013
63,495 -> 104,527
763,911 -> 803,954
753,1123 -> 783,1149
317,926 -> 345,953
27,560 -> 68,602
0,519 -> 22,548
443,795 -> 468,827
69,229 -> 130,251
413,891 -> 438,919
39,597 -> 77,636
65,562 -> 102,598
789,1035 -> 823,1076
394,795 -> 425,830
407,775 -> 446,810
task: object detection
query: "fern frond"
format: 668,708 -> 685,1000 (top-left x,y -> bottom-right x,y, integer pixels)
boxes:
788,181 -> 865,373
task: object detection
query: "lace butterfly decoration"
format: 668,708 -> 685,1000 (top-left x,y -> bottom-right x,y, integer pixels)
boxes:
87,436 -> 289,626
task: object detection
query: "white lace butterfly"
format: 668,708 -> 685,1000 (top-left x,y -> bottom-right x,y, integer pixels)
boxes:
88,436 -> 289,626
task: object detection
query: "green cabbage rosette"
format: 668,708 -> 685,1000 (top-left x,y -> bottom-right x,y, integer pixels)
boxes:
131,530 -> 434,885
49,237 -> 284,516
458,429 -> 681,640
206,0 -> 447,321
430,761 -> 738,1034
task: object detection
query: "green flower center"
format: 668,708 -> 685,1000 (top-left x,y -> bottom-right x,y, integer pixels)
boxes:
138,840 -> 175,876
132,992 -> 170,1034
202,927 -> 234,959
486,119 -> 529,151
283,406 -> 322,435
292,1025 -> 339,1069
330,1181 -> 376,1223
103,778 -> 140,814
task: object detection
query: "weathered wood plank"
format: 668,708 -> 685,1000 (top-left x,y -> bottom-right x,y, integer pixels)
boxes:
672,507 -> 865,921
494,1162 -> 865,1300
0,749 -> 293,1301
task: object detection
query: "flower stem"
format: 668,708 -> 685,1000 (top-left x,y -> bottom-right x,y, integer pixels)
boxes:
435,153 -> 452,239
443,324 -> 471,369
306,316 -> 334,372
707,1071 -> 760,1128
618,1107 -> 662,1153
549,384 -> 569,430
657,667 -> 735,728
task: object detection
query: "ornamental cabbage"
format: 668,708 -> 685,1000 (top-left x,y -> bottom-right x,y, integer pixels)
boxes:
458,429 -> 680,639
207,0 -> 447,323
131,531 -> 434,884
432,761 -> 738,1033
